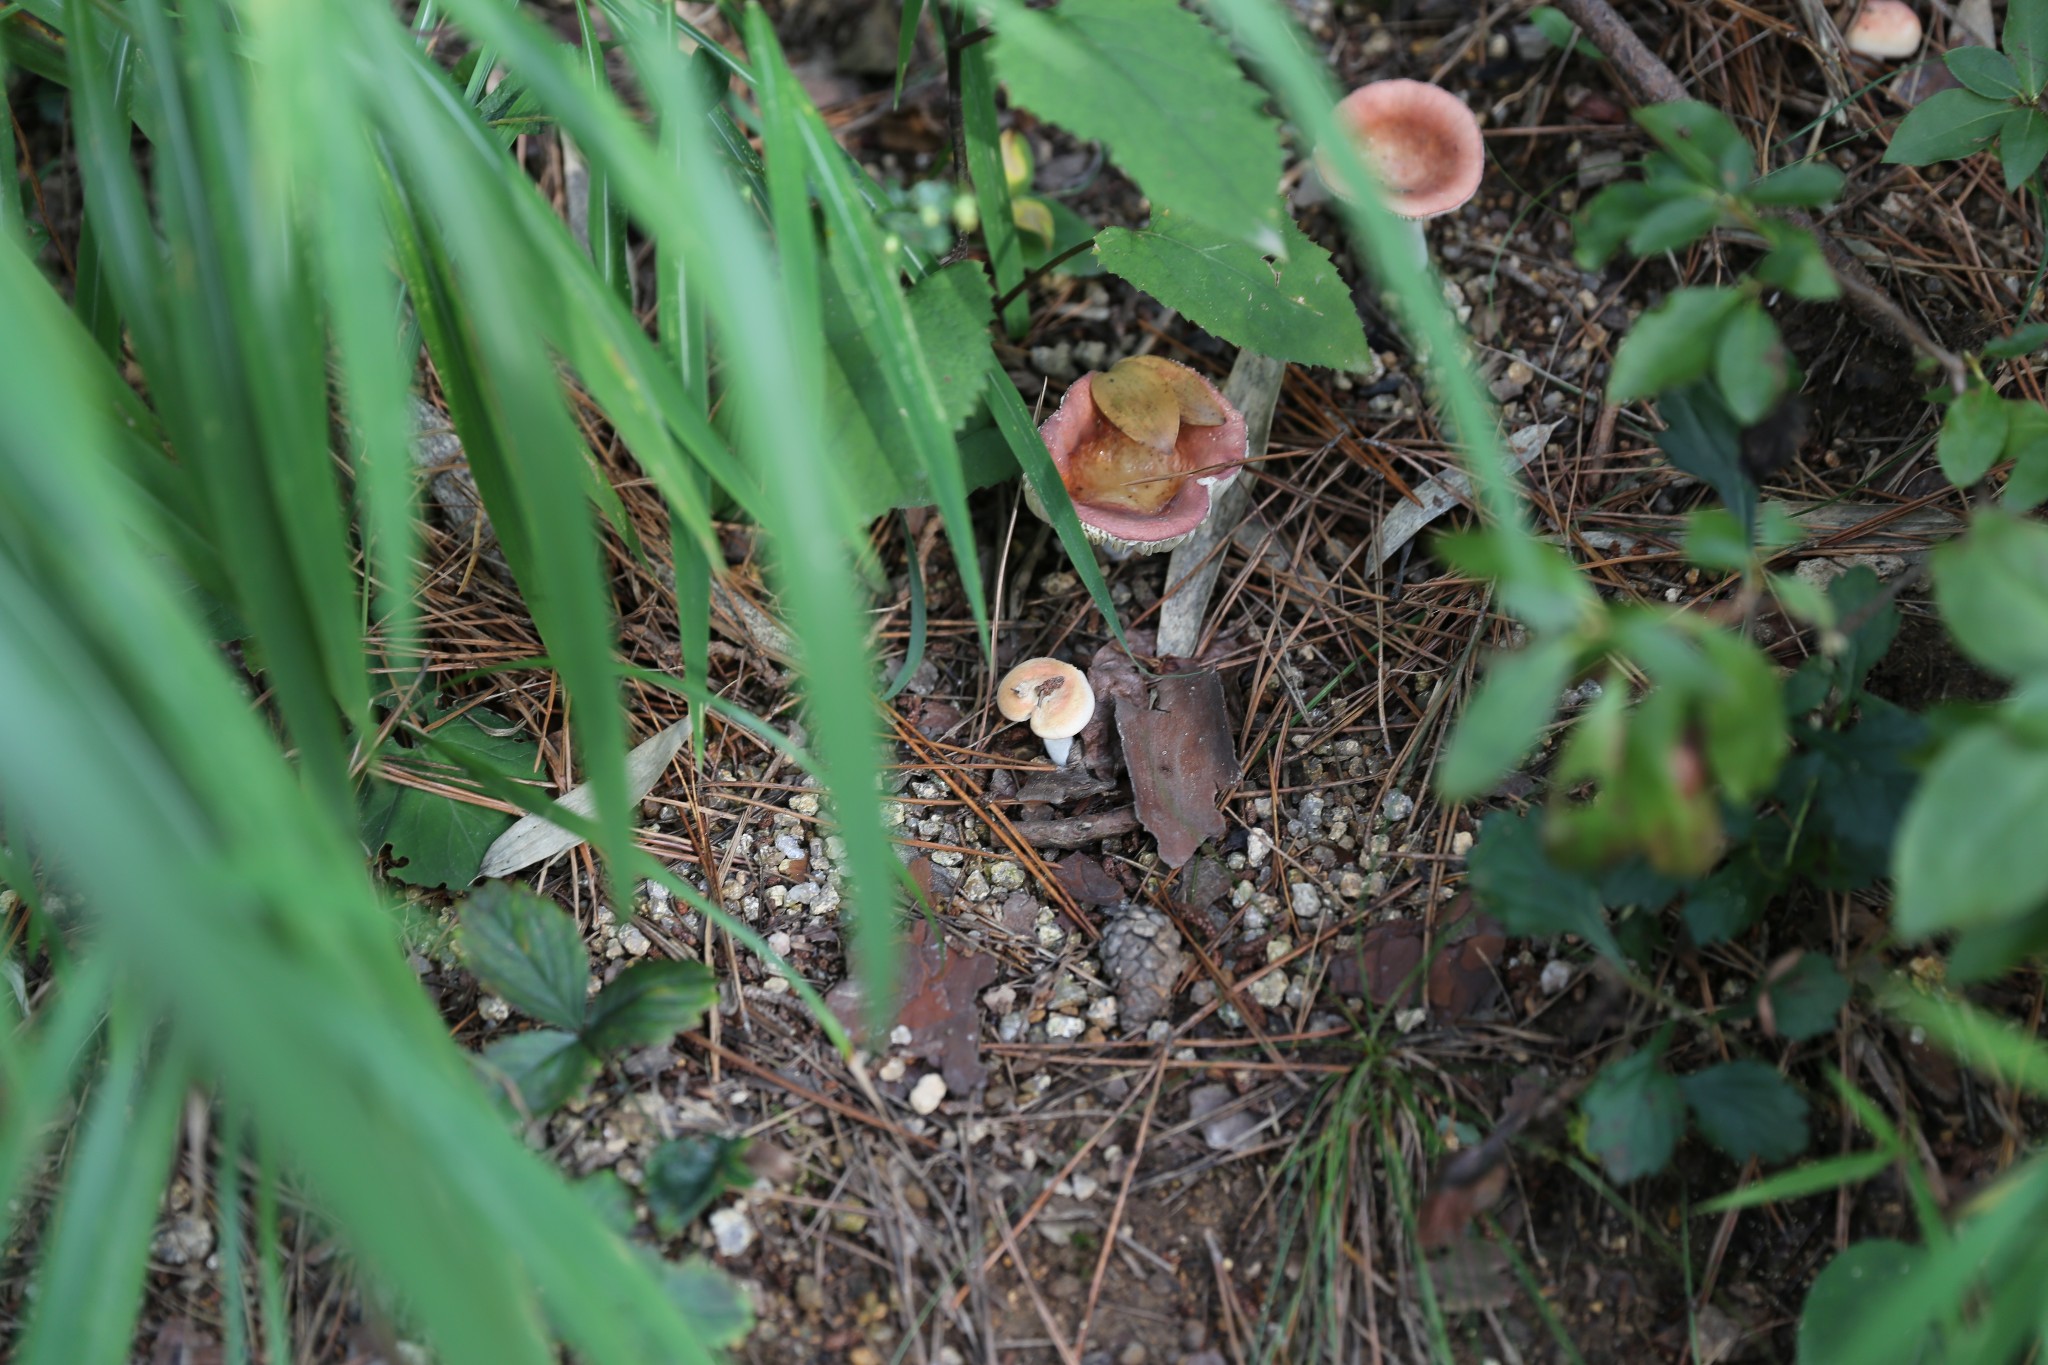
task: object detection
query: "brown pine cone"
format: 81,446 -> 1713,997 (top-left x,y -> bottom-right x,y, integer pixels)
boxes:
1098,904 -> 1186,1033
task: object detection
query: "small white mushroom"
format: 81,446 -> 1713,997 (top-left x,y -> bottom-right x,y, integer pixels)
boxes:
1845,0 -> 1922,59
996,657 -> 1095,766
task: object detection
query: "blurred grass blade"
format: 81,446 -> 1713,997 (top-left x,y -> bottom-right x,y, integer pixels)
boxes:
882,510 -> 928,700
0,953 -> 112,1218
70,30 -> 132,360
573,0 -> 631,304
15,1008 -> 185,1365
959,33 -> 1027,337
983,354 -> 1133,654
894,0 -> 924,103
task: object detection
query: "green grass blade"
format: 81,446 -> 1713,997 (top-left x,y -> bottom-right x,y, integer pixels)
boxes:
894,0 -> 925,103
959,34 -> 1027,337
573,0 -> 631,304
15,1010 -> 186,1365
0,954 -> 112,1219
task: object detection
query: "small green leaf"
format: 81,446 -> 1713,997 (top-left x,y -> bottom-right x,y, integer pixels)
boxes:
1624,192 -> 1723,255
1751,221 -> 1839,300
1944,45 -> 2025,98
1744,160 -> 1846,208
583,960 -> 717,1054
1683,860 -> 1768,944
1768,570 -> 1834,628
989,0 -> 1285,252
1713,299 -> 1788,425
478,1030 -> 601,1116
1983,323 -> 2048,359
1683,507 -> 1757,572
1527,5 -> 1600,59
1633,101 -> 1752,190
1437,635 -> 1578,800
645,1135 -> 753,1234
2008,0 -> 2048,96
361,707 -> 540,890
1931,509 -> 2048,676
1797,1241 -> 1933,1365
2002,400 -> 2048,509
1467,810 -> 1619,959
1572,182 -> 1662,269
1761,954 -> 1850,1041
458,883 -> 592,1032
1883,87 -> 2012,165
1937,384 -> 2009,485
1894,722 -> 2048,934
1999,107 -> 2048,190
662,1259 -> 755,1347
1093,209 -> 1370,369
1680,1060 -> 1808,1162
1609,288 -> 1745,402
1655,381 -> 1756,534
903,261 -> 996,430
1582,1048 -> 1684,1182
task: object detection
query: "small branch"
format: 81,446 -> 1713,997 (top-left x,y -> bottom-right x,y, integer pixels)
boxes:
1552,0 -> 1970,393
991,237 -> 1095,311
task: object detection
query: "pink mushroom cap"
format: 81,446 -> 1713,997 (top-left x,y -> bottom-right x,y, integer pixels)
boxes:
1032,367 -> 1248,555
1329,79 -> 1486,220
1845,0 -> 1922,59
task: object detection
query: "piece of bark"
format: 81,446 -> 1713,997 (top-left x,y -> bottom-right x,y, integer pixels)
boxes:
1115,671 -> 1238,869
1010,806 -> 1142,849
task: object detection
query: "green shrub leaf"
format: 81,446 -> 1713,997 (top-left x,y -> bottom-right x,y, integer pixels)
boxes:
1797,1241 -> 1933,1365
1437,635 -> 1578,800
990,0 -> 1285,253
1883,87 -> 2011,165
1583,1047 -> 1684,1181
1681,1060 -> 1808,1162
1937,385 -> 2010,485
2009,0 -> 2048,96
1634,101 -> 1753,189
1624,192 -> 1722,256
1093,209 -> 1370,369
2002,400 -> 2048,509
1610,288 -> 1744,402
1714,299 -> 1788,425
1945,45 -> 2025,98
1895,723 -> 2048,934
1744,160 -> 1846,208
361,707 -> 540,890
583,960 -> 718,1054
458,883 -> 592,1032
1761,954 -> 1850,1041
1932,509 -> 2048,676
1999,107 -> 2048,189
1751,221 -> 1839,300
1683,860 -> 1768,944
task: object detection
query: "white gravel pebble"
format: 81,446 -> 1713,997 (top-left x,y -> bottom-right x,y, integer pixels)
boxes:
709,1206 -> 756,1256
1540,960 -> 1573,995
1045,1014 -> 1086,1040
909,1073 -> 948,1115
618,923 -> 650,956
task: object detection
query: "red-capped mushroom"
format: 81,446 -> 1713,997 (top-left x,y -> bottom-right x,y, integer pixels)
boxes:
996,657 -> 1095,765
1845,0 -> 1922,59
1321,79 -> 1485,263
1026,355 -> 1248,556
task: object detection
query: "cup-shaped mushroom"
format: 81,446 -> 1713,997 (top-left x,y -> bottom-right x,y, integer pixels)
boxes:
1845,0 -> 1922,58
1026,355 -> 1248,556
1321,79 -> 1485,223
997,658 -> 1095,765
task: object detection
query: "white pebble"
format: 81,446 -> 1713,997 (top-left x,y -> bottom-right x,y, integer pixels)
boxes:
1540,960 -> 1573,995
709,1206 -> 755,1256
909,1073 -> 948,1115
1045,1014 -> 1086,1040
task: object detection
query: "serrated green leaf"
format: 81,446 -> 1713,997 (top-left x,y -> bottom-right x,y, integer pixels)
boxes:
1583,1047 -> 1684,1181
1610,288 -> 1744,402
1761,953 -> 1849,1041
583,960 -> 717,1053
2009,0 -> 2048,95
362,706 -> 539,890
904,261 -> 996,430
478,1029 -> 602,1116
645,1135 -> 753,1234
1683,860 -> 1768,944
989,0 -> 1285,252
1467,810 -> 1619,958
1437,635 -> 1577,800
458,883 -> 592,1032
1714,299 -> 1787,425
1999,107 -> 2048,189
1883,87 -> 2011,165
1744,160 -> 1846,208
1932,509 -> 2048,676
1946,45 -> 2025,98
1634,100 -> 1752,189
1894,723 -> 2048,934
1680,1060 -> 1808,1162
1937,385 -> 2009,485
1654,381 -> 1756,533
1093,209 -> 1369,369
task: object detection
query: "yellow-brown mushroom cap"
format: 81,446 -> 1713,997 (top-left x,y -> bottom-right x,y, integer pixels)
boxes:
996,658 -> 1095,739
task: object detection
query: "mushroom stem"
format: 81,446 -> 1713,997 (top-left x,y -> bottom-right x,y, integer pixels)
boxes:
1391,215 -> 1428,272
1042,734 -> 1075,766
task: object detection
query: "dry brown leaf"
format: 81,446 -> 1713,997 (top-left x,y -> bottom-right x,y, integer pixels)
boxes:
1115,354 -> 1226,426
1114,670 -> 1237,868
1090,358 -> 1182,453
